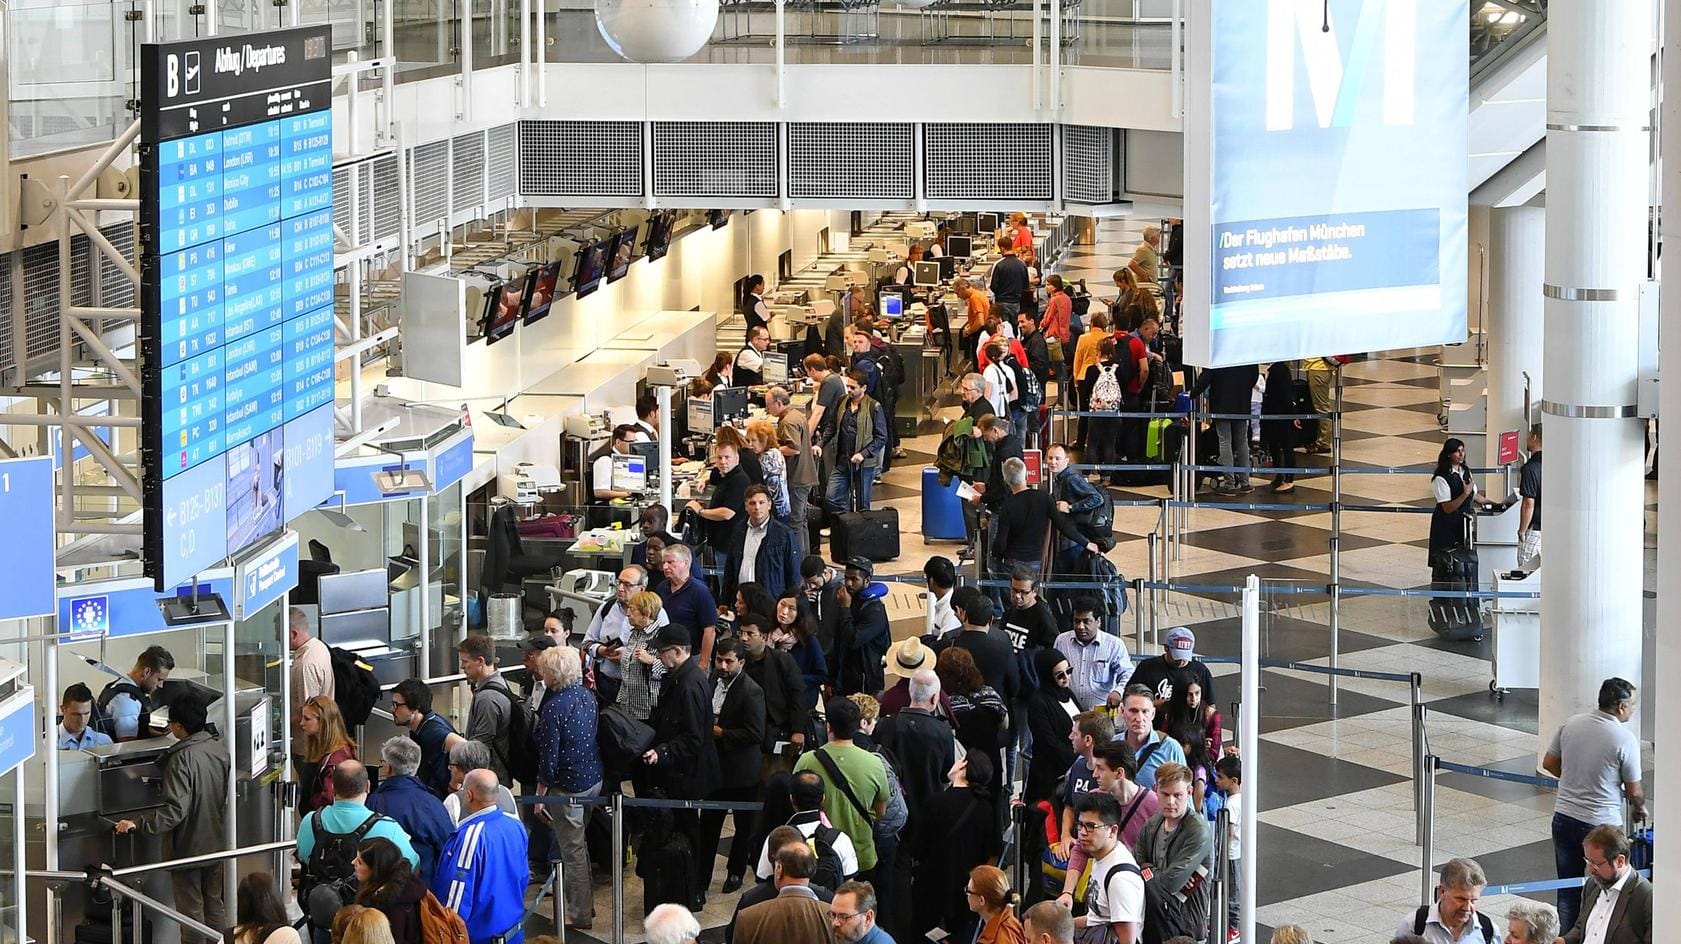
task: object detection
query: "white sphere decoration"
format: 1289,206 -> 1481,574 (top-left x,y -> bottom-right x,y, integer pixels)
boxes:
596,0 -> 721,62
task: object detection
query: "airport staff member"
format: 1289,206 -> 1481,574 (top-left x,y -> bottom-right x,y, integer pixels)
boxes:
114,698 -> 229,944
734,326 -> 771,387
96,644 -> 175,741
744,274 -> 774,334
58,683 -> 113,750
593,424 -> 643,501
1518,424 -> 1542,570
633,394 -> 660,441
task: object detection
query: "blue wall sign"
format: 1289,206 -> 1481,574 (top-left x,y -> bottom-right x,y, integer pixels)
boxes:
58,572 -> 236,640
235,532 -> 299,619
0,694 -> 36,776
0,456 -> 56,621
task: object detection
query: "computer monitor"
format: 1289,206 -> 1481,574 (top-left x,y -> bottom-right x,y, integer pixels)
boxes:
878,293 -> 905,320
644,211 -> 675,261
952,213 -> 977,235
947,235 -> 973,259
913,261 -> 942,286
712,386 -> 749,424
521,261 -> 562,325
629,439 -> 661,479
762,351 -> 789,384
574,241 -> 609,298
977,212 -> 1000,234
607,225 -> 639,282
610,453 -> 648,493
482,277 -> 523,344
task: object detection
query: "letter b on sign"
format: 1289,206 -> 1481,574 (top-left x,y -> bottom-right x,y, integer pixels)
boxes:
167,54 -> 179,97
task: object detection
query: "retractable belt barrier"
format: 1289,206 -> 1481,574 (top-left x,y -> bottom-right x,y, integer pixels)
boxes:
1431,760 -> 1558,789
516,794 -> 764,813
1195,654 -> 1414,684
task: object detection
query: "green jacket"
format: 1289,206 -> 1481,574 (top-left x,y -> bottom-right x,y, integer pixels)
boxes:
137,730 -> 229,857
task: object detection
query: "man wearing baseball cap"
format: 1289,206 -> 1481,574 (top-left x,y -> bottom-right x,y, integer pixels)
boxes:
1127,626 -> 1216,711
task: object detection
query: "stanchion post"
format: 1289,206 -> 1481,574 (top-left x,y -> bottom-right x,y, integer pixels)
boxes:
1420,753 -> 1437,906
1213,807 -> 1231,944
1133,577 -> 1146,654
612,792 -> 626,944
1146,531 -> 1159,641
1410,673 -> 1424,822
553,857 -> 565,942
1238,575 -> 1259,944
1329,369 -> 1344,705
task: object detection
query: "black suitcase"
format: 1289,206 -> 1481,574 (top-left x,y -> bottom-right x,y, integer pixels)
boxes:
637,833 -> 695,917
1428,546 -> 1484,640
831,506 -> 900,563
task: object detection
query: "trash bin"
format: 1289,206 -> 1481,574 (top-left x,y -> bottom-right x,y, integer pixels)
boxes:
922,466 -> 966,540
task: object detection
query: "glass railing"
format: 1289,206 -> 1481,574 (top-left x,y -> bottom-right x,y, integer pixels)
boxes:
6,0 -> 1178,158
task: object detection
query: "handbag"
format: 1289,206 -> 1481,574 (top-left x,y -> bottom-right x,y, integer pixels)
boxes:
1046,336 -> 1065,364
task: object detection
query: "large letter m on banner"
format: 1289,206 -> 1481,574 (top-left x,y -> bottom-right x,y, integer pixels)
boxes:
1265,0 -> 1416,132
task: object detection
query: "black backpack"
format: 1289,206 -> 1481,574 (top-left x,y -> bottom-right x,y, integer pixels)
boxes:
483,682 -> 539,787
301,811 -> 383,926
1412,906 -> 1493,944
806,823 -> 849,892
1004,353 -> 1043,409
92,680 -> 150,738
877,343 -> 906,388
328,648 -> 382,729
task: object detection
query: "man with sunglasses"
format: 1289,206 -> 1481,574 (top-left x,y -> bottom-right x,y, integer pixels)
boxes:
642,623 -> 722,909
1072,792 -> 1144,944
1053,597 -> 1134,710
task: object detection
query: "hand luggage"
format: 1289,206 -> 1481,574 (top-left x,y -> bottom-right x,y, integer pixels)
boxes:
1291,375 -> 1319,446
832,506 -> 901,563
1144,418 -> 1172,459
1427,545 -> 1484,640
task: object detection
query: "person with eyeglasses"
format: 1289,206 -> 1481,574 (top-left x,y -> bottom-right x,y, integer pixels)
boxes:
1070,792 -> 1144,944
640,622 -> 722,910
1052,597 -> 1134,710
1025,651 -> 1079,806
388,678 -> 459,799
833,880 -> 895,944
582,565 -> 666,707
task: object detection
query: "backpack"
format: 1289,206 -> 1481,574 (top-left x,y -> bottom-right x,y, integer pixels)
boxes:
1091,363 -> 1124,411
1412,906 -> 1494,944
301,811 -> 384,926
483,682 -> 538,787
876,342 -> 906,388
1005,353 -> 1043,409
328,648 -> 382,729
871,748 -> 909,840
806,823 -> 850,891
92,679 -> 150,738
418,890 -> 469,944
598,703 -> 657,774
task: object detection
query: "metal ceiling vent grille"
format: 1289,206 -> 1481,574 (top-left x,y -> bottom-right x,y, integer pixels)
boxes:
924,123 -> 1053,200
520,120 -> 644,197
452,132 -> 487,211
98,223 -> 137,309
0,254 -> 11,372
487,123 -> 519,203
409,140 -> 451,224
356,163 -> 375,243
788,123 -> 913,200
333,165 -> 354,235
21,236 -> 94,359
653,122 -> 778,199
1062,125 -> 1114,204
370,153 -> 402,242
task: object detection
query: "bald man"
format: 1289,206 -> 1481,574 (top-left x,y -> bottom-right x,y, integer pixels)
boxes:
434,770 -> 531,944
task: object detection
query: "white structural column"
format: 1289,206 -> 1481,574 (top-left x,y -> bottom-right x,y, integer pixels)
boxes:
1484,206 -> 1546,467
1537,0 -> 1651,755
1654,0 -> 1681,936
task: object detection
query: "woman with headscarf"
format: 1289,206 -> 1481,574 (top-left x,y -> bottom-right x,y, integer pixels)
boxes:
1024,649 -> 1079,805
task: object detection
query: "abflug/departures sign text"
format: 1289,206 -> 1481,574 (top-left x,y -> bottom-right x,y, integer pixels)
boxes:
213,43 -> 289,78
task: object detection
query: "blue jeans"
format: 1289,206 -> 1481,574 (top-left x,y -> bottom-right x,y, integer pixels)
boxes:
1554,811 -> 1596,932
827,463 -> 874,513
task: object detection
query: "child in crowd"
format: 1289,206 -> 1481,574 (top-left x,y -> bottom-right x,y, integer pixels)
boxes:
1215,754 -> 1243,943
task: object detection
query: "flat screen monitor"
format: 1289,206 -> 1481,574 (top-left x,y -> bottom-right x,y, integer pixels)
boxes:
629,439 -> 661,478
712,386 -> 749,424
482,278 -> 523,344
937,255 -> 957,279
574,241 -> 609,298
977,212 -> 1000,233
644,211 -> 675,261
878,293 -> 905,320
521,261 -> 562,325
762,351 -> 789,384
947,235 -> 973,259
952,213 -> 977,235
686,395 -> 713,433
610,453 -> 648,493
913,261 -> 943,287
607,225 -> 639,282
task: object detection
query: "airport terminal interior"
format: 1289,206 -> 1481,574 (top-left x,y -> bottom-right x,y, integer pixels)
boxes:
0,1 -> 1674,944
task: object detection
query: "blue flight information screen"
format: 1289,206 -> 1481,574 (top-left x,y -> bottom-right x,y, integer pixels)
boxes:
141,26 -> 336,590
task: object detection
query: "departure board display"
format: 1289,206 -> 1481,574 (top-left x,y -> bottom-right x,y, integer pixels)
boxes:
140,26 -> 337,590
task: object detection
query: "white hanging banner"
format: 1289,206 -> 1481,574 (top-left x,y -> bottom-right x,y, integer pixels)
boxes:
1183,0 -> 1469,368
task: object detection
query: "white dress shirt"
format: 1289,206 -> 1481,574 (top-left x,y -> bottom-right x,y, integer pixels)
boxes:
1583,869 -> 1632,944
739,517 -> 769,584
926,588 -> 961,637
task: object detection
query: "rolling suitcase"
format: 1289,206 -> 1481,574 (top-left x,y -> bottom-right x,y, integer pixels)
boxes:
1428,545 -> 1484,640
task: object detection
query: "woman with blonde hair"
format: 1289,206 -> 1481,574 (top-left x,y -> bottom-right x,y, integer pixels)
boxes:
300,695 -> 357,811
333,906 -> 395,944
966,865 -> 1026,944
616,591 -> 667,721
743,418 -> 791,520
